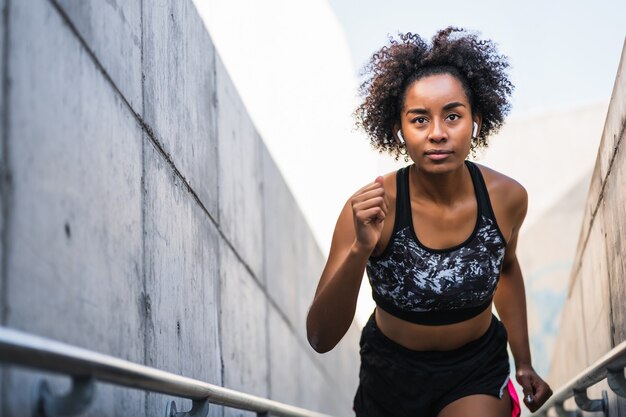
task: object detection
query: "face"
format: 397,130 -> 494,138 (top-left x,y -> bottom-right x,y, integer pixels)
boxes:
397,73 -> 479,173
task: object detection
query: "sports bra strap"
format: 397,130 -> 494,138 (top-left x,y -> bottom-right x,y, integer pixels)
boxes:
394,165 -> 412,230
465,160 -> 498,222
395,161 -> 499,228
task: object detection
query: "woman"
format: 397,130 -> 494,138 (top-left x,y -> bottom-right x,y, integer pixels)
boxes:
306,28 -> 553,417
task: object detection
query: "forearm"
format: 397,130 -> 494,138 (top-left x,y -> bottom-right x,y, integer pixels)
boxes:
494,257 -> 532,369
306,244 -> 369,353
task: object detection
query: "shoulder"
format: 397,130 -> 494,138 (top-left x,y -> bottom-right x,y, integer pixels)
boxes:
379,167 -> 401,196
472,162 -> 528,221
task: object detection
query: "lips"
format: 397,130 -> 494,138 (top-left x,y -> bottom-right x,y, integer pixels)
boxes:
424,150 -> 453,155
424,149 -> 453,161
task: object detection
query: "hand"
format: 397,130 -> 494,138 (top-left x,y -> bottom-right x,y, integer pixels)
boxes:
516,364 -> 553,413
351,176 -> 389,254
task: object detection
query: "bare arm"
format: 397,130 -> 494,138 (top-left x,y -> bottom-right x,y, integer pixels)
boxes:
495,228 -> 532,370
494,186 -> 552,412
306,177 -> 388,353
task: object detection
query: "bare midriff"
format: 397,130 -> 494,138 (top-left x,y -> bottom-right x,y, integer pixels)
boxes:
374,305 -> 494,351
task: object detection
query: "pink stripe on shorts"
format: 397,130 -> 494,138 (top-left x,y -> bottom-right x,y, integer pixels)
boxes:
508,379 -> 521,417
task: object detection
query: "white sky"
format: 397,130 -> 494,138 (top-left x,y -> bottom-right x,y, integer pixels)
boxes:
329,0 -> 626,116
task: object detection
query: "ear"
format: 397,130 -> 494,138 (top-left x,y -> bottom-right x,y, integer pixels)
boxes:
473,115 -> 482,137
393,123 -> 402,142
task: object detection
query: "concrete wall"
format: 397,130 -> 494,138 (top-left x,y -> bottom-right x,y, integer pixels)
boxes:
546,40 -> 626,416
0,1 -> 360,417
0,0 -> 6,408
516,172 -> 591,380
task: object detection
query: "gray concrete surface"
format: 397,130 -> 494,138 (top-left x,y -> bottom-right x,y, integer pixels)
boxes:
144,139 -> 223,417
4,1 -> 145,415
142,0 -> 219,220
547,40 -> 626,416
0,0 -> 6,412
0,0 -> 360,416
216,56 -> 264,280
262,144 -> 300,322
0,0 -> 6,327
220,241 -> 269,417
55,0 -> 142,113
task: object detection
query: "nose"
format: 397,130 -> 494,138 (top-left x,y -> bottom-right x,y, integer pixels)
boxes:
428,120 -> 447,143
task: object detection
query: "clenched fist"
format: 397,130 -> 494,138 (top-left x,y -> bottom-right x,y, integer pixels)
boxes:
516,365 -> 553,413
350,176 -> 389,254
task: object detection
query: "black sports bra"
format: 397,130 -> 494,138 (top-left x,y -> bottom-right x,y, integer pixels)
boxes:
366,160 -> 507,325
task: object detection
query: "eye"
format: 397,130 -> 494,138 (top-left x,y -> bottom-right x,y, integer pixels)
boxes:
412,117 -> 427,124
447,114 -> 460,121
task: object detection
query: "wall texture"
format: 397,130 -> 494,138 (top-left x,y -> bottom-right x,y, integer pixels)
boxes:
516,172 -> 591,380
0,1 -> 360,416
546,40 -> 626,416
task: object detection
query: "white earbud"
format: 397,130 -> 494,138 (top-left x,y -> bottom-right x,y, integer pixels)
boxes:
472,122 -> 479,138
397,130 -> 405,144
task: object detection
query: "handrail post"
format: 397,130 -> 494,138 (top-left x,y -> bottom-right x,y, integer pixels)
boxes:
32,375 -> 96,417
572,388 -> 608,417
166,398 -> 210,417
607,368 -> 626,397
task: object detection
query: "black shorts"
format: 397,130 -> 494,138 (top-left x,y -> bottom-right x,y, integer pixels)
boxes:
353,310 -> 511,417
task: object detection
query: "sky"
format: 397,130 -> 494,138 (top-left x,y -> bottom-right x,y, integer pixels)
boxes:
328,0 -> 626,119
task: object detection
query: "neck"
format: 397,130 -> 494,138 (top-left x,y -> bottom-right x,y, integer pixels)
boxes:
410,162 -> 472,206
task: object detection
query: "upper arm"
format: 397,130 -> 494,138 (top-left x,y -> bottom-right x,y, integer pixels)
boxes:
501,182 -> 528,271
312,196 -> 357,300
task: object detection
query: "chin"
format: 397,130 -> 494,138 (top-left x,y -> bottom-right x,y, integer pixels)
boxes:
417,157 -> 462,173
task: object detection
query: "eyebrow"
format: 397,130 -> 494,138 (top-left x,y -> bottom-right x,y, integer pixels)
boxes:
405,101 -> 466,116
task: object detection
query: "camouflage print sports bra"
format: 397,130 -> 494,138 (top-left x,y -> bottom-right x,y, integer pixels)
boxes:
366,160 -> 507,325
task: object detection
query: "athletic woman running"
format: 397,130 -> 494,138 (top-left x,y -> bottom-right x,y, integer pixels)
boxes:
306,27 -> 553,417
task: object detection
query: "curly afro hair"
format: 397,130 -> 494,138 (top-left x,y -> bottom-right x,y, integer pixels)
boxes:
354,27 -> 514,161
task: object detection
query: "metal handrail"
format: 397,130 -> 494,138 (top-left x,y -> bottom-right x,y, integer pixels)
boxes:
0,326 -> 334,417
533,339 -> 626,417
